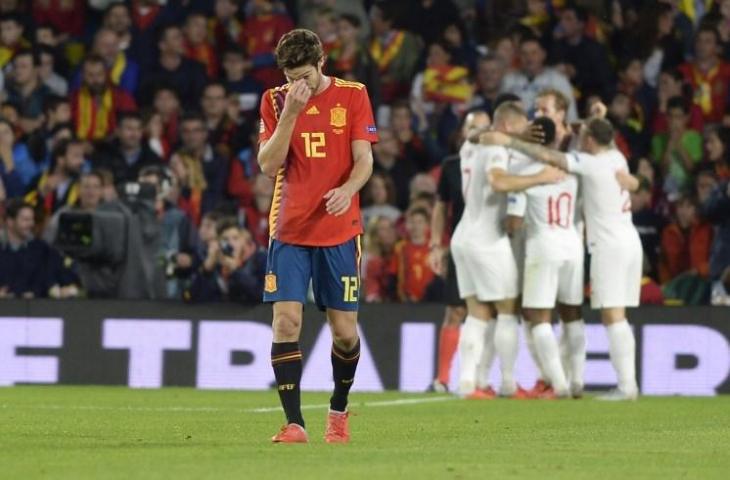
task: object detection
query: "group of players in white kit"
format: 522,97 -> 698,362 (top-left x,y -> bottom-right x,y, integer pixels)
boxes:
450,88 -> 643,401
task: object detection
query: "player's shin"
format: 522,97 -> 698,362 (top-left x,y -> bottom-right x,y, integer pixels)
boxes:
606,319 -> 638,395
475,319 -> 497,390
524,321 -> 547,383
330,339 -> 360,412
272,342 -> 305,427
531,322 -> 569,396
437,323 -> 461,385
563,319 -> 586,393
458,315 -> 488,395
494,313 -> 519,395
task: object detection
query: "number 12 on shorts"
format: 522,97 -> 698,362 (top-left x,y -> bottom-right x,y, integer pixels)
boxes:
341,276 -> 359,302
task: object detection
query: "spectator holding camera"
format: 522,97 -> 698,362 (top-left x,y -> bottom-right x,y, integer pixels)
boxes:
187,218 -> 266,303
43,170 -> 105,244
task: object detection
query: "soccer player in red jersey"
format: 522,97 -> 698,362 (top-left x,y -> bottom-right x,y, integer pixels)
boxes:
257,29 -> 378,444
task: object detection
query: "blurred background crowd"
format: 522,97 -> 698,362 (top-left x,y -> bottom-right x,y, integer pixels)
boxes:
0,0 -> 729,306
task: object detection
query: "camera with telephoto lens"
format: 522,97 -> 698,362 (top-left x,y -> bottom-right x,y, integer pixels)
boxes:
219,239 -> 235,257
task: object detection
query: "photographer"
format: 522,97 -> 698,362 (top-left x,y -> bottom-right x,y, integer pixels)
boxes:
186,218 -> 266,303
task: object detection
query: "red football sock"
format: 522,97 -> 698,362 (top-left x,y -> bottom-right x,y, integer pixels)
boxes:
437,325 -> 460,384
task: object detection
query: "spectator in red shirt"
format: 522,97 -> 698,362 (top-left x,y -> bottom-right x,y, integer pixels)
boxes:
241,173 -> 273,248
678,25 -> 730,123
659,195 -> 714,283
71,55 -> 137,141
239,0 -> 294,89
184,12 -> 219,79
652,68 -> 704,133
32,0 -> 85,39
363,216 -> 398,303
391,207 -> 440,302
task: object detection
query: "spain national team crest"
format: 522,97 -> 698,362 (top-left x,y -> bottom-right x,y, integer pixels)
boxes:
264,273 -> 277,293
330,106 -> 347,127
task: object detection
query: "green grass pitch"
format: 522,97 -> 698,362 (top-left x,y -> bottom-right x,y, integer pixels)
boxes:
1,387 -> 728,479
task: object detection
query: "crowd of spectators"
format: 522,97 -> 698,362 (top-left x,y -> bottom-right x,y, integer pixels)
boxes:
0,0 -> 728,306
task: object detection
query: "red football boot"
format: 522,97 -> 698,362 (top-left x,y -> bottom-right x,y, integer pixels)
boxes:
271,423 -> 308,443
466,386 -> 497,400
526,379 -> 551,398
510,386 -> 532,400
324,410 -> 350,444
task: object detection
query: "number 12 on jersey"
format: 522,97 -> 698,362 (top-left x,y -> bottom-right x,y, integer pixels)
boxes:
301,132 -> 326,158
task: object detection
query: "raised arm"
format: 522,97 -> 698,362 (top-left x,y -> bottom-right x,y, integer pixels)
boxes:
478,131 -> 570,170
257,80 -> 311,177
489,166 -> 565,193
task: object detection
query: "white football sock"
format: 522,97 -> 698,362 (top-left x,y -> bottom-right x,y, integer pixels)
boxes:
524,321 -> 546,383
458,315 -> 488,395
494,314 -> 519,395
475,319 -> 497,389
564,320 -> 586,389
558,322 -> 572,383
606,320 -> 638,395
532,323 -> 569,396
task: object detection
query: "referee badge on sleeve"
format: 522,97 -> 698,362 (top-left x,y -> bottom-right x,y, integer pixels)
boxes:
265,273 -> 278,293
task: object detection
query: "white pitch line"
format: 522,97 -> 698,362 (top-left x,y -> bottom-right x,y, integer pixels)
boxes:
245,395 -> 456,413
0,396 -> 456,414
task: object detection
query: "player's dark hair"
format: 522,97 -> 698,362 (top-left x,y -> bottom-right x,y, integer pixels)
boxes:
4,198 -> 33,220
532,117 -> 556,146
275,29 -> 324,70
584,118 -> 614,146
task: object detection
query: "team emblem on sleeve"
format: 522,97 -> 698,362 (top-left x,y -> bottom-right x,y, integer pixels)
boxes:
259,119 -> 265,133
264,273 -> 278,293
330,106 -> 347,127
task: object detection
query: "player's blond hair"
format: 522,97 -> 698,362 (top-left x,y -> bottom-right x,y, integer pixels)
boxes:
493,101 -> 526,126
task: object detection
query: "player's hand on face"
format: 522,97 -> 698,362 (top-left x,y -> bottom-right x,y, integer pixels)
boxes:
540,165 -> 566,184
323,186 -> 352,216
283,79 -> 312,116
479,131 -> 509,146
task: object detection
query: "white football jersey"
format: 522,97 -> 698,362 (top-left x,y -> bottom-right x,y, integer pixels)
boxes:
509,157 -> 581,258
565,149 -> 639,249
452,143 -> 509,246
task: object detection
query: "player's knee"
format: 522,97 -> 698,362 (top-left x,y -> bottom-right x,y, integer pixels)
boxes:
273,311 -> 302,340
444,306 -> 466,326
332,330 -> 358,350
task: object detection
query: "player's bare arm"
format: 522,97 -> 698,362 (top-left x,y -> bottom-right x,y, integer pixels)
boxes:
488,166 -> 565,193
478,131 -> 570,171
258,79 -> 312,176
615,170 -> 640,192
324,139 -> 373,216
428,200 -> 447,275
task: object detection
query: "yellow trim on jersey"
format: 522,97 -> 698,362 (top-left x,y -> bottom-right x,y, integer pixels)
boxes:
334,78 -> 365,90
268,167 -> 285,238
355,235 -> 362,283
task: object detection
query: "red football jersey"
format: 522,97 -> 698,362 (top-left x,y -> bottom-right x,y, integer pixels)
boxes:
259,77 -> 378,246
